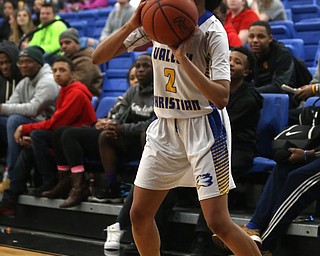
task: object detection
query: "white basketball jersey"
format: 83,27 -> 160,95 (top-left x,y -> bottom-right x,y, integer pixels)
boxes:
124,14 -> 230,119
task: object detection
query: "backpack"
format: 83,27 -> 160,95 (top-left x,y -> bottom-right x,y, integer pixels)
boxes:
272,98 -> 320,162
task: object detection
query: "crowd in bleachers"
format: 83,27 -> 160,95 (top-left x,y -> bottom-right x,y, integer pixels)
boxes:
0,0 -> 320,255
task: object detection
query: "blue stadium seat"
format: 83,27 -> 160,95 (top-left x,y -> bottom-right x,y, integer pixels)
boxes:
69,20 -> 88,37
77,9 -> 99,37
91,96 -> 99,110
269,20 -> 295,38
308,67 -> 317,77
291,4 -> 320,23
105,69 -> 129,78
294,20 -> 320,67
249,93 -> 289,174
313,40 -> 320,67
59,12 -> 78,23
107,52 -> 133,70
270,25 -> 295,40
92,19 -> 107,40
131,51 -> 147,62
304,96 -> 320,107
95,96 -> 118,118
97,6 -> 113,20
282,0 -> 315,9
285,9 -> 292,21
278,38 -> 305,60
101,74 -> 129,98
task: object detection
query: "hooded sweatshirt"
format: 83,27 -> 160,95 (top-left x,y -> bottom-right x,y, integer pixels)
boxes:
0,41 -> 22,103
22,81 -> 97,134
1,63 -> 59,120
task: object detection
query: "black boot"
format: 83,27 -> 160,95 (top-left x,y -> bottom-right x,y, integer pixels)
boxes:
59,172 -> 90,208
42,171 -> 71,199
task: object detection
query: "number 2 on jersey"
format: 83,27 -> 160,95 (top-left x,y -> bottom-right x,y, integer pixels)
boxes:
164,68 -> 176,93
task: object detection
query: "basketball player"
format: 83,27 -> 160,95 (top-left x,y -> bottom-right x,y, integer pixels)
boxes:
92,0 -> 261,255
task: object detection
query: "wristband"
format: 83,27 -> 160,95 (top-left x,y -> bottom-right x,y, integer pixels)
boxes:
312,84 -> 317,95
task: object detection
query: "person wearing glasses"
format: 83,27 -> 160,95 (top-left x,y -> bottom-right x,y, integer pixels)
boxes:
0,45 -> 59,214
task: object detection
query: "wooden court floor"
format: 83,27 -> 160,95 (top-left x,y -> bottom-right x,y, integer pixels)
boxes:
0,245 -> 56,256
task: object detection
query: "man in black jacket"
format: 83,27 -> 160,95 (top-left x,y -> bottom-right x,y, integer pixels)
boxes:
247,20 -> 295,93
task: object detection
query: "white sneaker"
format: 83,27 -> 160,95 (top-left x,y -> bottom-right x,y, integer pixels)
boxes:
104,222 -> 124,252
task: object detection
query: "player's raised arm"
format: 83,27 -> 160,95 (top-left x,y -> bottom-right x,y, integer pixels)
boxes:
92,0 -> 146,65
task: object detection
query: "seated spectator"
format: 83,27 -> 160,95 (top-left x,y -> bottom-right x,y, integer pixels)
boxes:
0,46 -> 59,200
191,46 -> 263,255
41,53 -> 154,208
247,20 -> 295,93
250,0 -> 287,22
213,1 -> 242,48
0,56 -> 97,216
21,3 -> 67,55
99,0 -> 135,41
9,8 -> 36,47
0,0 -> 16,42
59,28 -> 103,97
0,40 -> 22,191
214,137 -> 320,255
225,0 -> 259,45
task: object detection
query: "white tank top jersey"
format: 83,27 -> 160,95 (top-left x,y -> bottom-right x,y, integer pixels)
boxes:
124,14 -> 231,119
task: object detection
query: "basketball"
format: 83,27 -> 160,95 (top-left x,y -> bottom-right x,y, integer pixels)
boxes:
141,0 -> 198,47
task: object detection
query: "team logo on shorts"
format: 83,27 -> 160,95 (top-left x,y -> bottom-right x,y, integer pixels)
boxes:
196,173 -> 213,189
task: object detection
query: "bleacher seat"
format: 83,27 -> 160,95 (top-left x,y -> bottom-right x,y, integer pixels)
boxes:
270,20 -> 295,40
107,52 -> 133,70
69,20 -> 88,37
91,96 -> 99,110
59,12 -> 78,23
285,9 -> 292,21
249,93 -> 289,174
313,40 -> 320,67
308,67 -> 317,77
294,20 -> 320,67
95,96 -> 118,118
304,96 -> 320,107
278,38 -> 305,60
101,76 -> 129,98
77,9 -> 99,37
105,69 -> 128,78
97,6 -> 113,20
282,0 -> 315,8
291,4 -> 320,23
92,19 -> 107,40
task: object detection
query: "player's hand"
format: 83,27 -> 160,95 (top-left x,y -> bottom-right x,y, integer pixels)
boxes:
287,148 -> 305,164
169,26 -> 198,61
293,84 -> 313,101
128,0 -> 147,29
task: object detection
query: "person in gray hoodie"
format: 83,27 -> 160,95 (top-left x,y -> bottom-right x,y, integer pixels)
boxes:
0,45 -> 59,193
0,40 -> 22,159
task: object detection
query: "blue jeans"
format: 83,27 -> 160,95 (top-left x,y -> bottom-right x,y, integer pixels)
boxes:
30,130 -> 57,186
4,114 -> 37,179
250,159 -> 320,251
2,147 -> 35,202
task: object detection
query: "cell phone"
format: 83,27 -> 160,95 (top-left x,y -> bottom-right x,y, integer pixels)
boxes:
281,84 -> 297,94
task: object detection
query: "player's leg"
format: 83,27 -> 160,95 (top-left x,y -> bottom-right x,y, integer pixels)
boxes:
201,195 -> 261,256
130,186 -> 169,256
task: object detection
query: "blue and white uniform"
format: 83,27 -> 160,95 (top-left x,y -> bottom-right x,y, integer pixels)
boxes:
124,12 -> 235,200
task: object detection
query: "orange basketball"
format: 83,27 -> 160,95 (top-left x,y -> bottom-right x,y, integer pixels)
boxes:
141,0 -> 198,47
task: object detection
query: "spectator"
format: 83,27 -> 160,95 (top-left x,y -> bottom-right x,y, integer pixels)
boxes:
191,46 -> 263,255
9,8 -> 36,46
247,20 -> 294,93
99,0 -> 135,41
0,40 -> 22,191
239,140 -> 320,255
0,0 -> 16,42
250,0 -> 287,22
0,56 -> 97,216
59,28 -> 103,97
225,0 -> 259,45
32,0 -> 44,26
22,3 -> 67,54
42,53 -> 154,208
213,1 -> 242,48
0,45 -> 59,201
